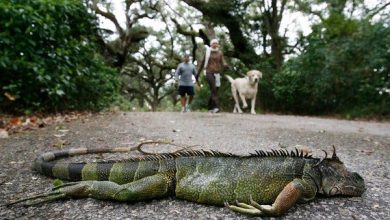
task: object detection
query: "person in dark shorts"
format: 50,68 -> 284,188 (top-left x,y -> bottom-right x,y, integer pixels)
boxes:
175,54 -> 198,113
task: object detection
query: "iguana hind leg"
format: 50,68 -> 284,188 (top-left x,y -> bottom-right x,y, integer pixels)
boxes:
8,173 -> 174,206
225,179 -> 306,216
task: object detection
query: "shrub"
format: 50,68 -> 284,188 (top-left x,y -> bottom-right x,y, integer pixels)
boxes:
0,0 -> 120,113
271,19 -> 389,117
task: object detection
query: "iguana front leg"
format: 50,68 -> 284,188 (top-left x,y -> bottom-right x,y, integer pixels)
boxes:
225,178 -> 316,216
8,173 -> 174,206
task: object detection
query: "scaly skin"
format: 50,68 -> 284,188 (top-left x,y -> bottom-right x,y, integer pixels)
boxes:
8,147 -> 366,216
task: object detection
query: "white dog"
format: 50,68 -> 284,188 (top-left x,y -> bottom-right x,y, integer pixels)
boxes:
226,70 -> 263,114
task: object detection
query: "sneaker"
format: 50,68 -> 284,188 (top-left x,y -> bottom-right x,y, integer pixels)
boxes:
185,105 -> 191,112
212,108 -> 220,113
181,107 -> 186,113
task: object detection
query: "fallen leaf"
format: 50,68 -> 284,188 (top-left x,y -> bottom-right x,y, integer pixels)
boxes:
360,149 -> 375,155
29,116 -> 38,124
0,120 -> 6,128
4,92 -> 16,101
363,137 -> 372,142
22,118 -> 30,126
1,111 -> 92,137
0,129 -> 9,138
43,117 -> 53,125
9,117 -> 22,126
52,139 -> 67,148
54,134 -> 66,138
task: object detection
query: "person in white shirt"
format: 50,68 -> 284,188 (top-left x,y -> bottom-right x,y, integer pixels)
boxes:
197,39 -> 228,113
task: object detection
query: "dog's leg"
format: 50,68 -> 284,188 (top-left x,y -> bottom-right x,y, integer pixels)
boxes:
250,94 -> 256,114
231,85 -> 242,113
233,102 -> 237,113
239,93 -> 248,109
251,93 -> 257,115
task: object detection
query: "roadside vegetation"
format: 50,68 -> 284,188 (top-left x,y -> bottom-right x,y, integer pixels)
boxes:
1,0 -> 388,119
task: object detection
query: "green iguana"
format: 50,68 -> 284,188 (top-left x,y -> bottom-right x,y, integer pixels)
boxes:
9,146 -> 365,216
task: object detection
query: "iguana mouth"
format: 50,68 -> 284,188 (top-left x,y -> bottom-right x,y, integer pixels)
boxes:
344,172 -> 366,196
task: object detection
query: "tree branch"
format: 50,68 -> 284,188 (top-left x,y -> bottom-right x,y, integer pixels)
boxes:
182,0 -> 260,65
278,0 -> 288,22
293,0 -> 325,22
92,0 -> 124,36
366,2 -> 390,19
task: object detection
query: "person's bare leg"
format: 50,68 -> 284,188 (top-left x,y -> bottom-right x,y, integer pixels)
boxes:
185,95 -> 193,112
180,96 -> 186,112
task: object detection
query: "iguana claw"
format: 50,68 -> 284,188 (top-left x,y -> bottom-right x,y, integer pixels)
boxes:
224,198 -> 263,216
249,195 -> 262,209
7,181 -> 94,206
6,191 -> 66,207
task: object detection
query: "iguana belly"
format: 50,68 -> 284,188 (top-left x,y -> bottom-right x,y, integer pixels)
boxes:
175,157 -> 304,205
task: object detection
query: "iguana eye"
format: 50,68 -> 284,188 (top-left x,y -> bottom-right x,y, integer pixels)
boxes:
330,187 -> 339,195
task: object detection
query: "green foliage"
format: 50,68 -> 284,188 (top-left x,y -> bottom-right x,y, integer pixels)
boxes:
0,0 -> 120,113
271,18 -> 389,117
190,79 -> 210,111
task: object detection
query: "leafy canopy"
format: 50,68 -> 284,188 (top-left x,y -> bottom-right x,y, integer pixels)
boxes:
0,0 -> 120,113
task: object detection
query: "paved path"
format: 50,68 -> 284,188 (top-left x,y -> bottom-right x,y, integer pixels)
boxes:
1,112 -> 389,219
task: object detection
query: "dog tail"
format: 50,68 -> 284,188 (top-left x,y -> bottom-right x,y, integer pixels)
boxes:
225,75 -> 234,83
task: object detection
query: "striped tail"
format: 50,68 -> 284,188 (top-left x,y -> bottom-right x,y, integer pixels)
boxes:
33,147 -> 165,184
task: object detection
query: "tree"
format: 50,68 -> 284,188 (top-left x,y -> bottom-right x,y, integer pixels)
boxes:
90,0 -> 158,68
121,34 -> 179,111
272,2 -> 390,117
181,0 -> 261,66
0,0 -> 119,113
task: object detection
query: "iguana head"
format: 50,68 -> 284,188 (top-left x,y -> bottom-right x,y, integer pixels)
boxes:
317,147 -> 366,197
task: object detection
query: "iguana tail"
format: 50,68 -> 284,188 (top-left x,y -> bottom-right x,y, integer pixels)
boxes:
8,144 -> 178,207
33,146 -> 134,181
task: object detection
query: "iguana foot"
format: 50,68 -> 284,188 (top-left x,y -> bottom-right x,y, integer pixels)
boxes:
238,179 -> 304,217
224,194 -> 288,216
6,191 -> 66,206
224,200 -> 262,216
249,195 -> 275,215
7,181 -> 95,206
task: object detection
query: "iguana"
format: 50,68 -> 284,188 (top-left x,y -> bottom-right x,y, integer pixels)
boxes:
9,146 -> 365,216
